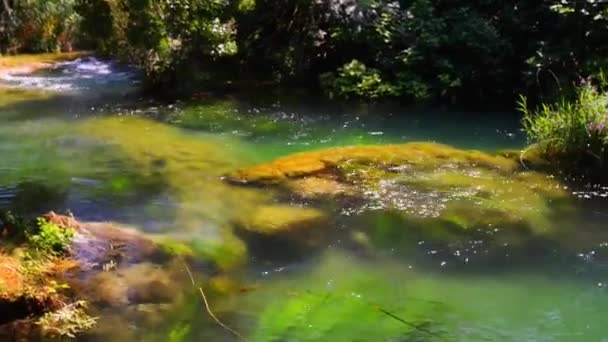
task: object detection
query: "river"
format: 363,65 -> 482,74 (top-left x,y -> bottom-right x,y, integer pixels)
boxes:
1,57 -> 607,341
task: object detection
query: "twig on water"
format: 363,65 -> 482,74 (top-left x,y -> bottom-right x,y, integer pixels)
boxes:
182,261 -> 247,341
374,306 -> 440,337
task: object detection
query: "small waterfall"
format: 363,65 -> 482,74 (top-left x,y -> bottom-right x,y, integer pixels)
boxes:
0,57 -> 138,94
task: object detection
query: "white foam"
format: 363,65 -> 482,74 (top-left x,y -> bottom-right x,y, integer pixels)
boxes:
0,57 -> 137,93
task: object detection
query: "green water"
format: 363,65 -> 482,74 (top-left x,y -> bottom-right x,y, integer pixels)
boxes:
1,61 -> 608,341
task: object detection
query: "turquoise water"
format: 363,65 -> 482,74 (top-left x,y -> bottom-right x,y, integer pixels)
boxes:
1,59 -> 607,341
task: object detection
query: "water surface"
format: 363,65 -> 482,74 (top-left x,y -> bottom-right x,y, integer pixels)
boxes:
1,58 -> 607,341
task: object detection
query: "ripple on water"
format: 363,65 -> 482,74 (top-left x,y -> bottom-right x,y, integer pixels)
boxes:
0,57 -> 138,93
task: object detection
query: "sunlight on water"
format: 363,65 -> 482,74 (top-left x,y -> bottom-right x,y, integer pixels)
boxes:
0,57 -> 137,94
0,58 -> 607,341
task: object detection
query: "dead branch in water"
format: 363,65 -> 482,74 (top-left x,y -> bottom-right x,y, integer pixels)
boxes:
182,261 -> 247,341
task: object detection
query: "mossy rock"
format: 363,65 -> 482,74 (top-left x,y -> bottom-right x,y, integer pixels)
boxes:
225,142 -> 519,184
225,143 -> 574,246
233,205 -> 332,258
239,205 -> 328,235
155,231 -> 248,271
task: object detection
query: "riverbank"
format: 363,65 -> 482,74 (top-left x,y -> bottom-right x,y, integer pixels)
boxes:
0,52 -> 91,76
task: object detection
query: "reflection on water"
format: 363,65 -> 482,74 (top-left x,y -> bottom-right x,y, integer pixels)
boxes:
0,58 -> 607,341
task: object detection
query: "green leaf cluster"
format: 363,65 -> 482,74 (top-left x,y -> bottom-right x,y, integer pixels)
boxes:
26,217 -> 75,257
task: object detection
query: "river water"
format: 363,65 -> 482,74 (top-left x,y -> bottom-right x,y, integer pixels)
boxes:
1,57 -> 607,341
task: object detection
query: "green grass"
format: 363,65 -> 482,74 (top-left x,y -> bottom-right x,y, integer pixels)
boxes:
518,84 -> 608,178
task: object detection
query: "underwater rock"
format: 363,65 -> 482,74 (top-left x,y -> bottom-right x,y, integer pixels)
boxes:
285,177 -> 349,199
239,205 -> 328,235
84,263 -> 183,307
236,204 -> 332,252
233,204 -> 333,260
226,143 -> 574,251
226,142 -> 519,185
43,212 -> 165,269
42,215 -> 191,307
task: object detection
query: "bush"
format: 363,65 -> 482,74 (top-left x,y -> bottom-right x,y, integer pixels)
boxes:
1,0 -> 80,53
320,60 -> 399,100
26,217 -> 75,257
519,84 -> 608,179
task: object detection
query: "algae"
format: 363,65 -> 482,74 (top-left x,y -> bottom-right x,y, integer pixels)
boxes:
78,117 -> 276,269
226,142 -> 519,184
239,251 -> 444,342
0,87 -> 55,108
239,205 -> 327,235
225,143 -> 575,254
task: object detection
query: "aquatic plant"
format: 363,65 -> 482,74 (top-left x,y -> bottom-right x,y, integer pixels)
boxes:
242,251 -> 444,341
79,117 -> 271,270
519,84 -> 608,180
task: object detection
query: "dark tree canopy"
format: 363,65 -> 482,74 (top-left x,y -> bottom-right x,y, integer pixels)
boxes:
2,0 -> 608,104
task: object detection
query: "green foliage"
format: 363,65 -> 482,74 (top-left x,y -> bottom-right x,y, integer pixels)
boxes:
519,84 -> 608,177
1,0 -> 80,53
26,217 -> 75,257
167,322 -> 191,342
0,210 -> 29,241
24,0 -> 607,103
320,60 -> 398,100
76,0 -> 236,87
74,0 -> 118,52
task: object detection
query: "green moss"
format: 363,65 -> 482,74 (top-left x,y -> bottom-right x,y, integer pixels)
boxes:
156,233 -> 248,270
226,142 -> 575,254
79,116 -> 282,269
0,87 -> 55,108
166,101 -> 291,137
398,168 -> 570,234
226,142 -> 519,184
37,300 -> 97,338
239,205 -> 327,235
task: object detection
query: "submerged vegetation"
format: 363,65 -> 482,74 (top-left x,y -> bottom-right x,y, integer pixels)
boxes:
2,0 -> 608,340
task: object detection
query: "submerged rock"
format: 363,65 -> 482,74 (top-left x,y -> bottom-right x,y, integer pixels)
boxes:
84,263 -> 183,307
239,205 -> 328,235
226,142 -> 519,184
225,143 -> 574,254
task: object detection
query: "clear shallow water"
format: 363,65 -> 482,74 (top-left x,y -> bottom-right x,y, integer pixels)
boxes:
0,58 -> 607,341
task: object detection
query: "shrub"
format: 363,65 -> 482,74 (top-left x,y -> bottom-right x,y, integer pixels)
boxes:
26,217 -> 75,257
320,60 -> 399,100
1,0 -> 81,53
0,210 -> 29,241
519,84 -> 608,179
